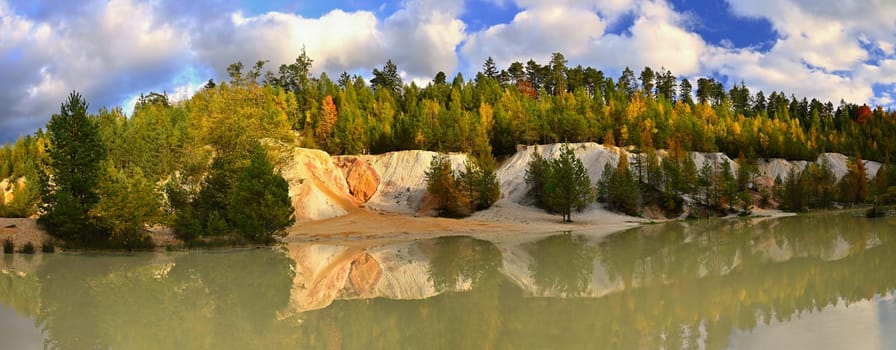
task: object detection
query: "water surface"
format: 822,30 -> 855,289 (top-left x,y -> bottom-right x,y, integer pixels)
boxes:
2,213 -> 895,349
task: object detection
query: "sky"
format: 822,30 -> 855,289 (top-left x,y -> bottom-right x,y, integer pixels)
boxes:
2,0 -> 896,142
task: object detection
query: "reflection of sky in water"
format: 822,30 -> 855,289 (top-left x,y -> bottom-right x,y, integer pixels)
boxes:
0,304 -> 44,349
728,293 -> 896,350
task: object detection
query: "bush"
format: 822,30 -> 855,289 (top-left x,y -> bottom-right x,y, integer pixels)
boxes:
41,241 -> 56,253
20,242 -> 35,254
2,239 -> 12,254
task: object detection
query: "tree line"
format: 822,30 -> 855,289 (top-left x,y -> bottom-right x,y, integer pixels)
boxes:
524,143 -> 896,221
2,50 -> 896,232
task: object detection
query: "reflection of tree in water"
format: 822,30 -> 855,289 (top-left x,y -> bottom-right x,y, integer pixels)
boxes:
4,214 -> 895,350
33,249 -> 296,349
0,259 -> 41,319
587,213 -> 896,349
529,232 -> 597,297
427,236 -> 501,293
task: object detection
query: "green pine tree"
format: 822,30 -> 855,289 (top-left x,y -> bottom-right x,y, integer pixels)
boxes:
543,144 -> 594,222
39,91 -> 108,244
228,145 -> 295,243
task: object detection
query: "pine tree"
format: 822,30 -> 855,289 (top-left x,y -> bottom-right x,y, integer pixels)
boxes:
39,91 -> 108,244
482,57 -> 499,80
543,144 -> 594,222
228,145 -> 295,243
525,149 -> 550,208
371,59 -> 403,96
599,151 -> 641,216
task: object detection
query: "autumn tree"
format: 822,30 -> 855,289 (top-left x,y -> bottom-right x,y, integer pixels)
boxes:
426,155 -> 468,218
316,95 -> 338,152
838,154 -> 869,204
92,166 -> 161,249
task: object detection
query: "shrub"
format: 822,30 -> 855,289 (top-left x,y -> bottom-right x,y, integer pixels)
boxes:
41,241 -> 56,253
20,242 -> 35,254
2,239 -> 12,254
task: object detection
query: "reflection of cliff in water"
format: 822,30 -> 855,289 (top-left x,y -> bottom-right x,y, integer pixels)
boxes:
282,215 -> 894,308
287,215 -> 896,349
1,213 -> 894,349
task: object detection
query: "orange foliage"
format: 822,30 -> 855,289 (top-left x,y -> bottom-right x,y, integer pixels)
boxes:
856,105 -> 872,124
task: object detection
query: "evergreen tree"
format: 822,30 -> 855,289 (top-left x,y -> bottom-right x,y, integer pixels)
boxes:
525,149 -> 550,208
371,59 -> 403,96
598,152 -> 641,216
39,91 -> 108,244
778,168 -> 808,212
679,78 -> 693,104
482,57 -> 499,80
543,144 -> 594,222
228,145 -> 295,243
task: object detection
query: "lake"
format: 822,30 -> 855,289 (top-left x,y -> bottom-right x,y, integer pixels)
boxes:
2,212 -> 895,349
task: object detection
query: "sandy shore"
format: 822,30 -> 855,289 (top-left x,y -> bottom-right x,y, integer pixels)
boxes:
2,202 -> 793,250
285,201 -> 646,245
0,218 -> 53,251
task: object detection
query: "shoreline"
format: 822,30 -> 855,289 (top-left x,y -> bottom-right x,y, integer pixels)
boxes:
1,203 -> 800,252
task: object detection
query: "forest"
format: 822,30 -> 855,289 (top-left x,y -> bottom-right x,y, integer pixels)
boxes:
2,50 -> 896,244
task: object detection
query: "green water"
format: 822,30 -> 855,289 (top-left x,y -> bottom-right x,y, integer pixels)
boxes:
2,213 -> 895,349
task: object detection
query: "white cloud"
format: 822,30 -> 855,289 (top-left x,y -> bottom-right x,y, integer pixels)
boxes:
462,6 -> 607,69
699,0 -> 896,104
0,0 -> 190,139
190,0 -> 466,83
589,0 -> 705,75
2,0 -> 896,141
0,0 -> 469,140
193,9 -> 384,77
463,0 -> 703,76
380,0 -> 466,80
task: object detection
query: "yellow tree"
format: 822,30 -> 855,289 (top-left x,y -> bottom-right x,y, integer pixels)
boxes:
316,95 -> 338,152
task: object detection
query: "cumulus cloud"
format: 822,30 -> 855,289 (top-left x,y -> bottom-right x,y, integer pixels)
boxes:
713,0 -> 896,103
186,0 -> 467,84
462,6 -> 608,69
0,0 -> 467,141
464,0 -> 896,106
191,9 -> 384,77
463,0 -> 703,76
2,0 -> 895,142
0,0 -> 190,140
588,0 -> 705,75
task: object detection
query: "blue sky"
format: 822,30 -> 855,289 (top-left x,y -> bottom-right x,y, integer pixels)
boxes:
1,0 -> 895,142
